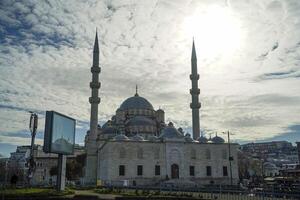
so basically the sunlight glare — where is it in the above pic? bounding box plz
[184,6,243,60]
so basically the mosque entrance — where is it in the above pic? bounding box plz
[171,164,179,179]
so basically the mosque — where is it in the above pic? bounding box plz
[84,32,239,186]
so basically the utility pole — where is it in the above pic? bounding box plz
[223,131,234,186]
[27,112,38,186]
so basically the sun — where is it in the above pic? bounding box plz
[183,6,243,60]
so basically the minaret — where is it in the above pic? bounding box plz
[89,31,101,138]
[190,39,201,139]
[85,31,101,185]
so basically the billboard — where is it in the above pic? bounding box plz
[43,111,76,155]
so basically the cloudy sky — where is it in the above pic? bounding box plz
[0,0,300,157]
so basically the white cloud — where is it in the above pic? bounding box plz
[0,0,300,148]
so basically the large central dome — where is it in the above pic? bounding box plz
[119,93,154,110]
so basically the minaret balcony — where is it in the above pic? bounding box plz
[190,74,199,80]
[91,66,101,73]
[190,102,201,109]
[190,88,200,95]
[90,82,101,89]
[89,97,101,104]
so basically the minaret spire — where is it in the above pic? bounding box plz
[190,39,201,139]
[89,30,101,138]
[135,84,139,96]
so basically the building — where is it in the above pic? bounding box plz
[7,145,84,186]
[241,141,293,156]
[7,145,31,185]
[263,162,279,177]
[84,33,239,187]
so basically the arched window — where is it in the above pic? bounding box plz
[119,147,126,158]
[137,147,143,159]
[205,149,211,160]
[191,149,196,159]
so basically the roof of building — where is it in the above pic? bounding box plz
[159,122,184,139]
[119,93,154,110]
[148,135,159,141]
[130,134,145,141]
[102,126,119,134]
[113,134,130,141]
[211,135,225,143]
[126,116,156,126]
[197,135,208,143]
[184,133,195,142]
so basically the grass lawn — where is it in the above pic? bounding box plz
[0,188,74,197]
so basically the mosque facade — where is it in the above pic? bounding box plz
[84,32,239,186]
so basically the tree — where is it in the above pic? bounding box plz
[50,165,58,177]
[49,154,86,181]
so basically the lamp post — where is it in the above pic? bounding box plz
[223,131,234,186]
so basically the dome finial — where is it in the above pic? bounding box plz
[135,84,139,96]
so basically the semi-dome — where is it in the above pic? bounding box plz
[197,135,208,143]
[131,134,145,141]
[159,122,184,139]
[119,93,154,110]
[126,116,156,126]
[211,135,225,143]
[113,134,129,141]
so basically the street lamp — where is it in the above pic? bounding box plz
[223,131,234,186]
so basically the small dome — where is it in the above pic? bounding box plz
[211,135,225,143]
[131,134,145,141]
[184,133,194,142]
[102,120,112,129]
[113,134,129,141]
[197,135,208,143]
[119,94,154,111]
[159,122,184,139]
[126,116,156,126]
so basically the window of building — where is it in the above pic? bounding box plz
[119,165,125,176]
[190,166,195,176]
[206,166,212,176]
[191,149,196,159]
[223,166,228,176]
[137,165,143,176]
[155,165,160,176]
[205,149,211,159]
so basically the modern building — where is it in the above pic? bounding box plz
[84,33,239,187]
